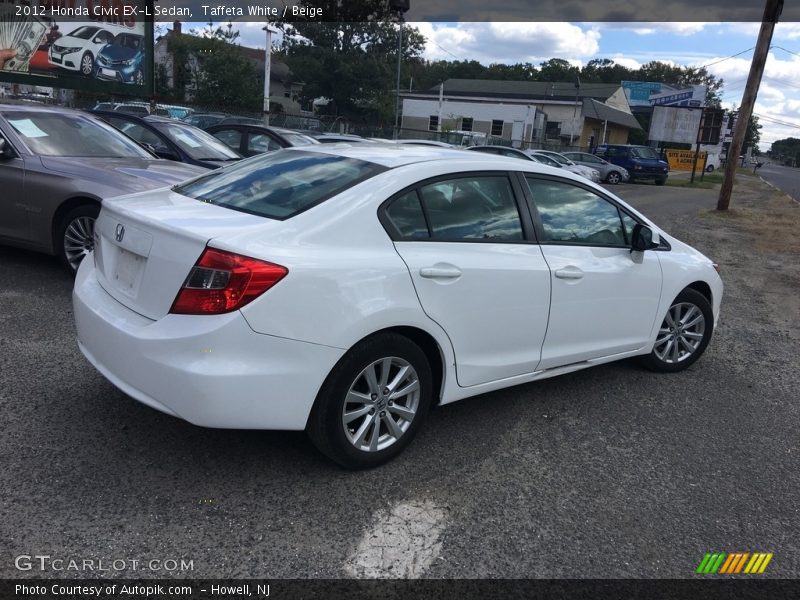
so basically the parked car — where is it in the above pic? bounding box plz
[466,145,537,160]
[594,144,669,185]
[563,151,630,184]
[90,110,241,169]
[184,112,230,129]
[48,25,114,76]
[73,145,722,468]
[310,133,369,144]
[395,139,456,148]
[95,32,145,85]
[0,104,206,272]
[206,124,318,157]
[704,153,721,172]
[531,150,602,183]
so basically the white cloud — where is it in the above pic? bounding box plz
[412,22,600,65]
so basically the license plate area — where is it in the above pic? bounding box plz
[112,246,146,296]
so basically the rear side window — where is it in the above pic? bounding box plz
[175,151,385,220]
[384,175,524,242]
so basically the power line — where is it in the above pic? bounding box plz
[696,47,756,69]
[771,45,800,58]
[753,112,800,130]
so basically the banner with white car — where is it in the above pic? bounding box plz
[0,0,153,96]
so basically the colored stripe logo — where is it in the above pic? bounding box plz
[696,552,773,574]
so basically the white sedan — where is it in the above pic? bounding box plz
[73,145,723,469]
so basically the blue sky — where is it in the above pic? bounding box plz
[186,21,800,150]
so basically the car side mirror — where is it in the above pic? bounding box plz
[631,223,660,252]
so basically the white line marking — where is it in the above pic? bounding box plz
[345,499,446,578]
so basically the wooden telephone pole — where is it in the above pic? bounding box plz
[717,0,784,211]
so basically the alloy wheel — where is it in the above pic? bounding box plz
[607,171,621,184]
[63,216,95,272]
[81,54,93,75]
[342,357,420,452]
[653,302,706,364]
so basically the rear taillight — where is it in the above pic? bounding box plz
[170,248,287,315]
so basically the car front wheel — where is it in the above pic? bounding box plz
[606,171,622,184]
[58,204,99,274]
[655,177,666,186]
[80,52,94,76]
[307,333,433,469]
[641,288,713,373]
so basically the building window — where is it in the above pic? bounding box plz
[461,117,473,132]
[491,120,504,136]
[545,121,561,138]
[428,115,439,132]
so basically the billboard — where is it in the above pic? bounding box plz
[649,106,703,145]
[0,0,153,96]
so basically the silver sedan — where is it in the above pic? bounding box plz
[563,151,631,184]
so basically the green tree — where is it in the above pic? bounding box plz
[281,1,426,119]
[167,29,263,111]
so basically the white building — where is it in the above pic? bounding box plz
[400,79,641,149]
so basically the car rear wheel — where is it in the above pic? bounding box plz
[706,165,715,173]
[641,288,713,373]
[80,52,94,76]
[58,204,99,274]
[606,171,622,184]
[307,333,433,469]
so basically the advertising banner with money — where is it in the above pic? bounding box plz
[0,0,153,96]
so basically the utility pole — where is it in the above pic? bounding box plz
[262,24,277,126]
[717,0,783,210]
[390,0,410,139]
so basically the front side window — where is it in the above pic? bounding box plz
[525,178,626,247]
[175,151,385,220]
[631,146,660,160]
[248,133,282,154]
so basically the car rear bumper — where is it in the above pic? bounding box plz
[73,257,344,430]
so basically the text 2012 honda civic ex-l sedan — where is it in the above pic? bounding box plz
[73,145,723,469]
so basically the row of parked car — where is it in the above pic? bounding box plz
[0,101,669,275]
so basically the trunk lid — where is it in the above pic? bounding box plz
[94,189,271,320]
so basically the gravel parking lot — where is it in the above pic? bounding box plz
[1,174,798,579]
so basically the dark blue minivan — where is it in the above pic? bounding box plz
[594,144,669,185]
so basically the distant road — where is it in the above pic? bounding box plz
[758,163,800,201]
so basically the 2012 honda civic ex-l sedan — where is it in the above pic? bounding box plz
[73,145,723,469]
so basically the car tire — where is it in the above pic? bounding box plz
[706,165,715,173]
[307,332,433,469]
[655,177,666,186]
[58,204,99,274]
[80,52,94,76]
[606,171,622,184]
[640,288,714,373]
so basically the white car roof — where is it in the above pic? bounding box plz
[283,143,588,183]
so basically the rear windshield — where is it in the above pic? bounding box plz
[174,151,386,220]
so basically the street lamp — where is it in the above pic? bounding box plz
[262,24,278,126]
[390,0,410,139]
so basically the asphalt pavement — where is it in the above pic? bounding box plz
[757,163,799,201]
[1,179,798,579]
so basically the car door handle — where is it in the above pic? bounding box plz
[419,265,462,279]
[554,266,584,280]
